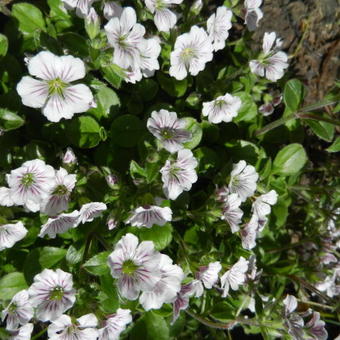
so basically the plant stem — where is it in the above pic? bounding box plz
[31,327,47,340]
[296,299,334,311]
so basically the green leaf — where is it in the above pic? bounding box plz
[101,64,126,89]
[326,137,340,153]
[273,143,308,176]
[211,301,235,322]
[182,118,203,150]
[64,116,103,148]
[0,272,27,301]
[90,84,120,119]
[233,92,257,122]
[284,79,304,112]
[11,3,46,36]
[130,160,147,179]
[39,247,67,268]
[66,244,85,265]
[0,108,25,131]
[136,224,173,251]
[98,274,119,313]
[157,72,187,97]
[306,120,335,142]
[59,33,88,57]
[0,34,8,57]
[131,312,170,340]
[110,114,144,148]
[83,251,110,276]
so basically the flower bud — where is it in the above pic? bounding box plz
[85,8,100,40]
[62,147,77,165]
[103,1,123,20]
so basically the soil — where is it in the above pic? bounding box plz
[253,0,340,104]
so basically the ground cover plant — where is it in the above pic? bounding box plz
[0,0,339,339]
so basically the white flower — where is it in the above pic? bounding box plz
[221,193,243,233]
[160,149,198,200]
[147,110,191,153]
[98,309,132,340]
[8,323,33,340]
[108,233,161,300]
[1,290,33,330]
[107,217,118,230]
[138,37,161,77]
[170,26,213,80]
[103,1,123,20]
[41,168,77,216]
[228,160,258,202]
[252,190,278,219]
[28,269,76,322]
[4,159,55,212]
[172,283,194,323]
[48,313,98,340]
[38,211,80,239]
[62,0,96,17]
[0,222,27,251]
[244,0,263,31]
[145,0,183,32]
[259,103,274,116]
[126,205,172,228]
[240,214,259,250]
[196,261,222,289]
[62,147,77,165]
[0,187,14,206]
[249,32,288,82]
[78,202,107,223]
[283,294,297,314]
[202,93,241,124]
[17,51,95,122]
[104,7,145,69]
[207,6,232,51]
[139,254,184,311]
[220,256,249,297]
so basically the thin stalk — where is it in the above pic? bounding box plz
[296,299,334,311]
[296,113,340,126]
[31,327,47,340]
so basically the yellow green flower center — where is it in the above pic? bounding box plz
[48,78,67,96]
[122,259,139,275]
[21,173,35,187]
[53,185,69,196]
[161,128,174,140]
[181,47,195,61]
[50,286,64,300]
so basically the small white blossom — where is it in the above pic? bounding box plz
[62,0,96,17]
[147,110,191,153]
[126,205,172,228]
[161,149,198,200]
[108,233,161,300]
[38,211,80,239]
[305,311,328,340]
[41,168,77,216]
[252,190,278,219]
[221,193,243,233]
[0,222,27,251]
[103,1,123,20]
[138,37,161,77]
[172,282,195,323]
[240,214,259,250]
[249,32,288,82]
[228,160,259,202]
[98,309,132,340]
[283,294,298,314]
[145,0,183,32]
[17,51,95,122]
[207,6,232,51]
[1,290,33,330]
[220,256,249,297]
[196,261,222,289]
[3,159,55,212]
[0,187,14,206]
[62,147,77,165]
[170,26,213,80]
[139,254,184,310]
[78,202,107,223]
[8,323,33,340]
[104,7,145,69]
[28,269,76,322]
[244,0,263,31]
[48,313,98,340]
[202,93,241,124]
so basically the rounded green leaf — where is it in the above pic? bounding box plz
[83,251,110,276]
[273,143,307,176]
[39,247,67,268]
[233,92,257,122]
[0,272,27,301]
[284,79,304,112]
[182,118,203,150]
[0,34,8,57]
[12,3,46,36]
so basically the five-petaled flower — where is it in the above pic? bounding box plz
[17,51,95,122]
